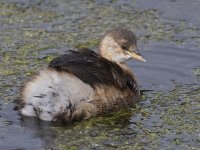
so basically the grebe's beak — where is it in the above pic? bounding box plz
[127,49,146,62]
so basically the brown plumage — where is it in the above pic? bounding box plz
[19,28,145,123]
[49,48,136,90]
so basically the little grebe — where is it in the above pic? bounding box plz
[19,28,146,123]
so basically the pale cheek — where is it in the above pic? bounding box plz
[125,54,132,59]
[108,44,119,52]
[113,53,131,62]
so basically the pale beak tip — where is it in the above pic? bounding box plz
[142,58,146,62]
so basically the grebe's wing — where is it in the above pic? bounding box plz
[49,48,129,89]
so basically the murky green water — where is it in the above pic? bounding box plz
[0,0,199,149]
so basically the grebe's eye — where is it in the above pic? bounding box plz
[121,45,128,51]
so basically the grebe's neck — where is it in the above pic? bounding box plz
[117,62,131,72]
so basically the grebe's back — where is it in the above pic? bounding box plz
[49,48,137,90]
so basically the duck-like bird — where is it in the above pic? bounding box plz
[19,28,146,123]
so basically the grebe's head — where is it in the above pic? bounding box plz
[99,28,146,63]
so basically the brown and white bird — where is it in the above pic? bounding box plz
[19,28,146,123]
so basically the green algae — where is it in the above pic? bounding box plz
[0,69,16,76]
[75,39,99,49]
[0,1,59,25]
